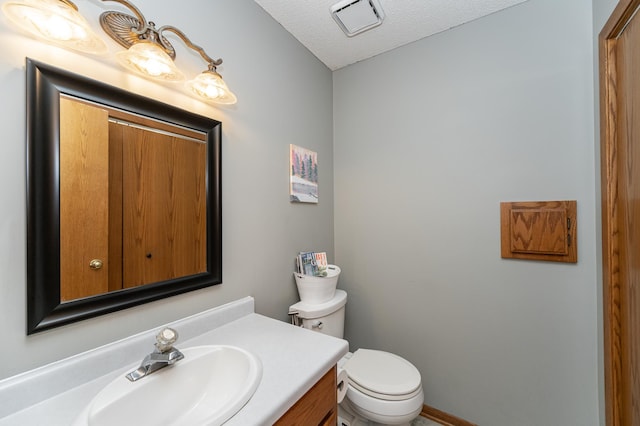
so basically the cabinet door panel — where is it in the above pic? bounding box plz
[275,366,337,425]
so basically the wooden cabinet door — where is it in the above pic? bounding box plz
[275,366,337,425]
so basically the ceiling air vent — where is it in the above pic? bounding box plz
[330,0,385,37]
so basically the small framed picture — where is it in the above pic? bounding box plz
[290,144,318,203]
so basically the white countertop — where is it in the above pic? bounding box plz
[0,298,349,425]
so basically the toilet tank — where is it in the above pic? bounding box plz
[288,289,347,339]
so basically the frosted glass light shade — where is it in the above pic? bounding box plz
[115,41,184,82]
[2,0,107,54]
[185,71,237,105]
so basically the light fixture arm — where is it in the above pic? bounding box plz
[100,0,222,69]
[158,25,223,69]
[101,0,147,31]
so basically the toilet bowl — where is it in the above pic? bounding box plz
[289,290,424,425]
[338,349,424,425]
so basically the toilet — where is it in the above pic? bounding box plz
[289,289,424,426]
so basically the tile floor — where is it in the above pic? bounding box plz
[411,415,444,426]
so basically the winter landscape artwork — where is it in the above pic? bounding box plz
[290,144,318,203]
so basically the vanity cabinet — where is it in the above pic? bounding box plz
[275,366,337,425]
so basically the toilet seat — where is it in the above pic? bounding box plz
[342,349,422,401]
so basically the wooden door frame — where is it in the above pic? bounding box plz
[600,1,640,424]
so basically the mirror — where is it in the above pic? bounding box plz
[26,58,222,334]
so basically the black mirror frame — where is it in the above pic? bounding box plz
[26,58,222,334]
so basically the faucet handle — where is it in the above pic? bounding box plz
[155,327,179,353]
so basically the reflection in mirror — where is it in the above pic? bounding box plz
[59,96,208,300]
[26,58,222,334]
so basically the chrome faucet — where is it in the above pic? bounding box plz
[125,327,185,382]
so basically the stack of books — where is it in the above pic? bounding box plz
[296,251,328,276]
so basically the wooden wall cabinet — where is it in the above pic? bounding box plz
[275,366,337,426]
[500,200,577,263]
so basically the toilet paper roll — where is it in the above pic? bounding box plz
[336,367,348,404]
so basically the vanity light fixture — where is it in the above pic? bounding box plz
[100,0,237,105]
[1,0,107,54]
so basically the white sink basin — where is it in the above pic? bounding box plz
[73,345,262,426]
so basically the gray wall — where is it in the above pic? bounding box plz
[0,0,334,380]
[333,0,600,424]
[0,0,610,423]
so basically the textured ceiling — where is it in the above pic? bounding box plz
[253,0,529,70]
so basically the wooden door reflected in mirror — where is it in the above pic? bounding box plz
[59,96,208,301]
[59,97,110,300]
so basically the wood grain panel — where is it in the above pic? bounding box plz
[59,97,110,301]
[500,200,576,263]
[600,1,640,424]
[121,124,207,288]
[615,10,640,424]
[171,131,208,278]
[509,208,568,255]
[275,366,337,426]
[108,121,123,292]
[601,13,624,426]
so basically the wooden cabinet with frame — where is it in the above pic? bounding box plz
[275,366,337,426]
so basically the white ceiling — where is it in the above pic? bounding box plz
[253,0,529,70]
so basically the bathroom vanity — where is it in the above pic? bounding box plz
[275,366,337,425]
[0,297,348,425]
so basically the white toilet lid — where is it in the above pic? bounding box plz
[343,349,422,399]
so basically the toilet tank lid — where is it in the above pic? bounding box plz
[289,289,347,318]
